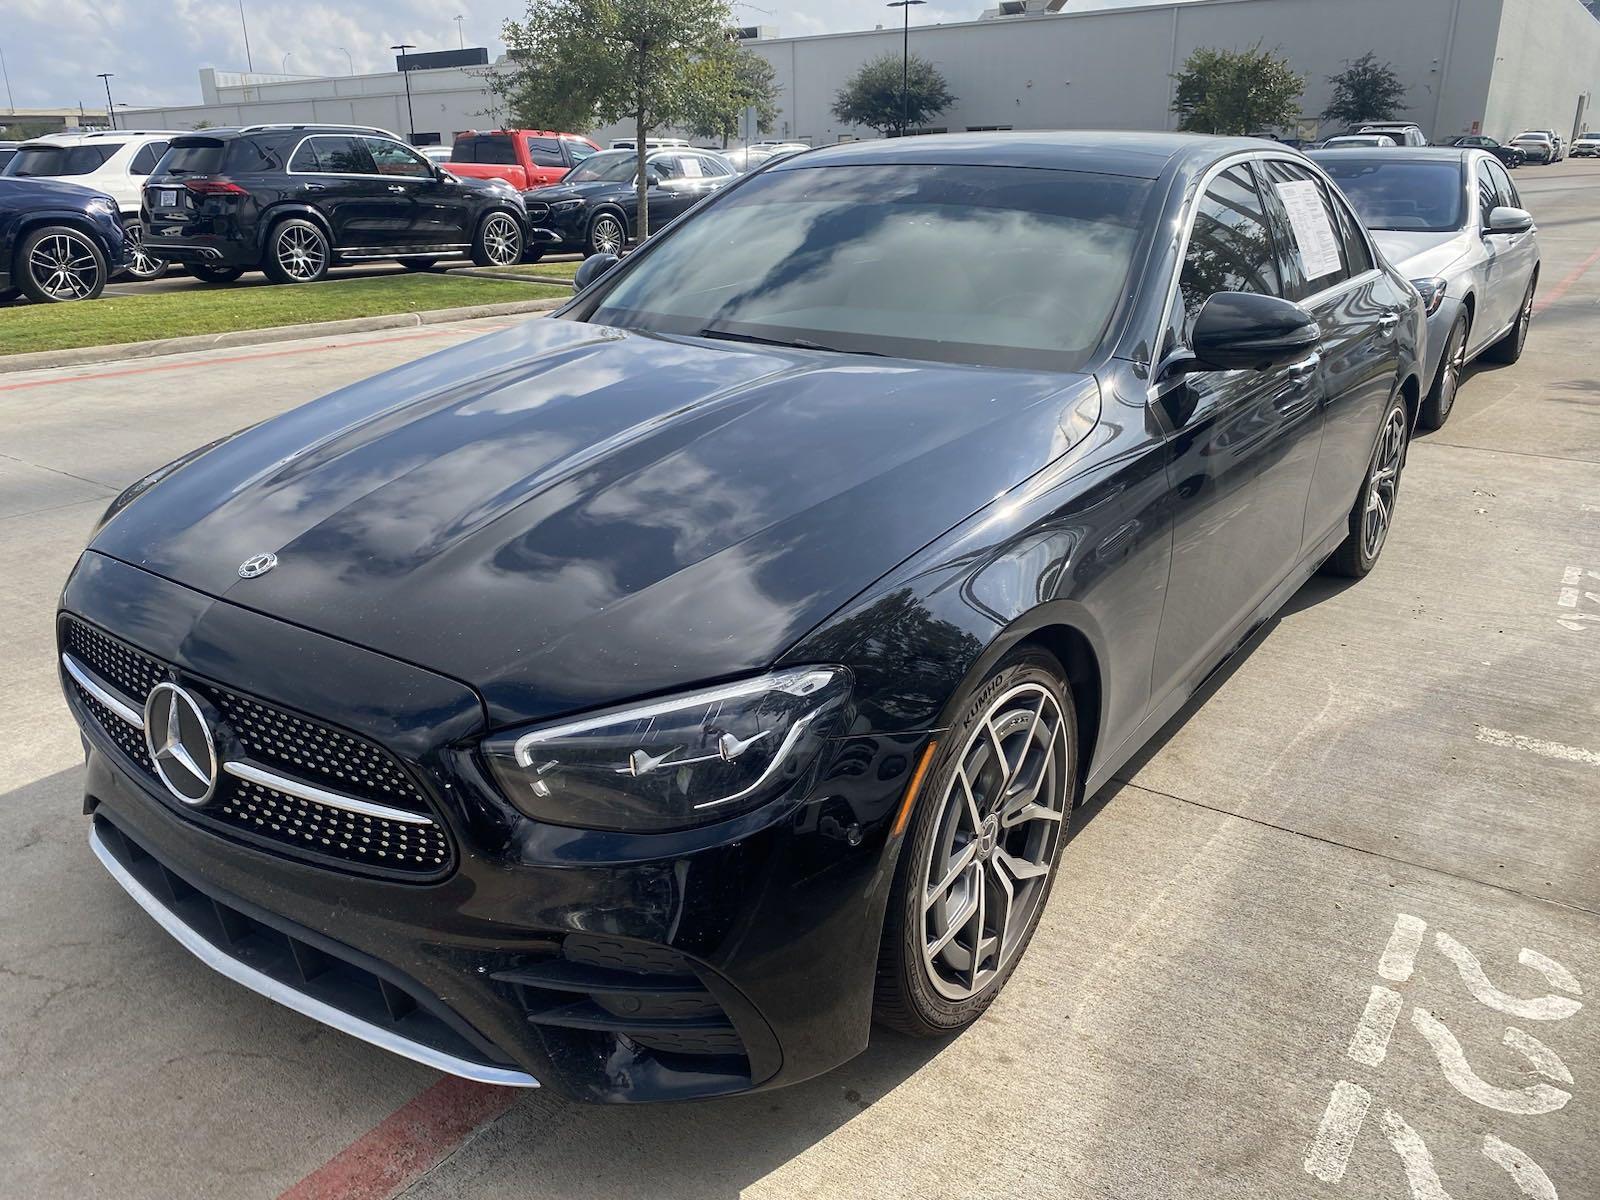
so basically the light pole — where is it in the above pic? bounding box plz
[1,46,15,110]
[281,52,293,74]
[238,0,254,72]
[885,0,925,138]
[337,46,355,75]
[391,43,417,143]
[454,15,466,50]
[97,72,116,130]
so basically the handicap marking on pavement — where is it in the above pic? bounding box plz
[1304,913,1583,1197]
[1556,565,1600,632]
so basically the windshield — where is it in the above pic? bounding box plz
[3,144,117,177]
[1316,159,1464,232]
[1515,133,1550,142]
[584,163,1154,371]
[566,150,638,183]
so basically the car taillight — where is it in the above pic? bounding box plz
[184,179,249,196]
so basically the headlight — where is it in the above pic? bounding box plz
[549,198,584,213]
[483,666,851,832]
[1411,276,1448,317]
[87,196,118,215]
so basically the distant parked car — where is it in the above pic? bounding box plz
[1570,131,1600,158]
[1356,123,1428,147]
[1510,131,1557,164]
[1323,134,1398,148]
[0,142,18,171]
[420,146,453,167]
[1,128,183,281]
[1313,146,1539,431]
[522,146,736,258]
[446,129,599,190]
[0,176,126,302]
[141,124,530,284]
[609,137,690,152]
[723,142,811,172]
[1442,134,1525,168]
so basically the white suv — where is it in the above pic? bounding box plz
[2,129,183,280]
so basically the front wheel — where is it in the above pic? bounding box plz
[471,212,522,267]
[120,219,167,281]
[1418,310,1469,431]
[1482,276,1536,364]
[874,648,1075,1037]
[585,212,626,258]
[17,225,108,302]
[1324,389,1409,578]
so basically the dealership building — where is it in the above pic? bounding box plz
[125,0,1600,147]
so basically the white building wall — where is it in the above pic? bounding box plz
[1483,0,1600,140]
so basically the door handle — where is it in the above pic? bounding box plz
[387,184,406,193]
[1377,312,1401,337]
[1285,353,1321,381]
[304,183,326,192]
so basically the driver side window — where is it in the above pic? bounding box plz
[1168,165,1283,352]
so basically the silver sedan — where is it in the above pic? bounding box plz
[1311,147,1541,430]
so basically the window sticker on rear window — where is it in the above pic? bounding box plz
[1274,180,1344,281]
[680,156,703,178]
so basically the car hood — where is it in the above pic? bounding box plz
[1371,228,1474,279]
[92,318,1095,727]
[524,180,621,203]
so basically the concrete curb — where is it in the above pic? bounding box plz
[0,297,565,376]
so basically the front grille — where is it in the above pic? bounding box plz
[62,615,452,880]
[524,201,550,222]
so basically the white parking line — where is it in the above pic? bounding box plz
[1347,986,1405,1067]
[1304,1080,1372,1183]
[1380,913,1428,982]
[1474,727,1600,767]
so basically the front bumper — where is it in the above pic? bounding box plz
[60,552,915,1103]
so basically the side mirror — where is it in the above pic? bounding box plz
[1165,292,1321,377]
[1486,205,1534,235]
[573,253,618,291]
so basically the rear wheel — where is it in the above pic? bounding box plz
[875,648,1075,1036]
[471,212,522,267]
[120,219,167,281]
[1325,389,1408,578]
[189,263,245,284]
[262,218,330,284]
[17,225,107,302]
[1418,310,1469,431]
[1483,276,1535,364]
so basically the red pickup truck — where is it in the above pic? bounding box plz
[445,130,601,190]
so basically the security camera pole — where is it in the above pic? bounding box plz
[391,43,417,144]
[885,0,926,138]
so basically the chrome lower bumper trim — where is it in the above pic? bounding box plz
[89,825,540,1089]
[222,760,437,826]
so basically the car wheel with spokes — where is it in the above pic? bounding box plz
[1325,388,1409,578]
[471,213,523,267]
[17,225,108,303]
[586,212,626,258]
[1418,310,1469,431]
[1483,275,1536,364]
[189,263,245,284]
[262,218,330,285]
[875,648,1075,1035]
[120,219,167,282]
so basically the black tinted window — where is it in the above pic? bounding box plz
[456,135,516,165]
[365,138,432,178]
[564,140,596,164]
[526,137,564,167]
[310,136,372,174]
[129,142,168,175]
[1177,165,1281,335]
[1315,158,1465,233]
[159,140,226,174]
[5,144,116,177]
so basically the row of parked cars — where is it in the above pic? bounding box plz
[0,124,801,304]
[1311,119,1599,166]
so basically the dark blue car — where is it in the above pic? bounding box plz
[1,175,126,303]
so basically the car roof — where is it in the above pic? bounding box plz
[20,129,183,146]
[174,124,401,140]
[769,130,1268,180]
[1311,146,1472,167]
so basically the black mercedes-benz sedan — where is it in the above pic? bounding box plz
[58,132,1423,1104]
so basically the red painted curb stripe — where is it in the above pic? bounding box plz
[1533,244,1600,314]
[277,1077,519,1200]
[0,324,504,395]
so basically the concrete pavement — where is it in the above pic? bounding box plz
[1,163,1597,1200]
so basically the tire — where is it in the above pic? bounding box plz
[585,211,626,258]
[1324,388,1409,578]
[189,263,245,284]
[16,225,107,302]
[262,217,330,284]
[119,218,167,282]
[399,258,439,272]
[874,647,1076,1037]
[1482,276,1536,364]
[1418,310,1469,431]
[0,287,19,303]
[471,212,522,267]
[522,247,545,264]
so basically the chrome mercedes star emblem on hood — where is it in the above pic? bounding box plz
[238,552,278,579]
[143,682,218,806]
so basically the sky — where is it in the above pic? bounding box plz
[0,0,984,113]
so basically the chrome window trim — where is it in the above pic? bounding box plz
[285,134,434,180]
[222,761,437,826]
[88,825,539,1088]
[62,652,145,729]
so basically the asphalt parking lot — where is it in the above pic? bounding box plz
[2,159,1598,1200]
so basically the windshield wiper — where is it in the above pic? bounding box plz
[694,327,884,356]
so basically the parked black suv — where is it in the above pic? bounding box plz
[142,125,528,284]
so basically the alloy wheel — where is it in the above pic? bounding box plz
[1438,319,1469,419]
[122,222,166,281]
[28,231,102,300]
[1362,404,1408,562]
[482,214,521,266]
[921,682,1069,1002]
[591,215,624,256]
[1513,285,1534,356]
[275,225,326,282]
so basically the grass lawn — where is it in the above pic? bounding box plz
[484,260,583,280]
[1,273,568,357]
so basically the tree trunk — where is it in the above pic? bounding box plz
[635,112,649,242]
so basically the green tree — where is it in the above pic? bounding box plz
[498,0,736,239]
[1322,52,1408,127]
[831,51,954,138]
[1171,43,1304,136]
[681,41,780,146]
